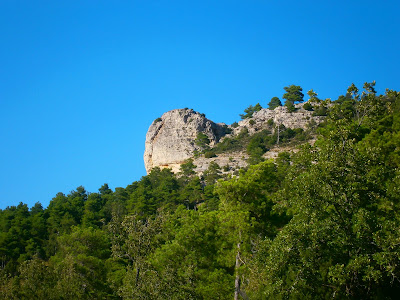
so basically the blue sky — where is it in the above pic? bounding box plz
[1,0,399,209]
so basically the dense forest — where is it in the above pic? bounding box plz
[1,83,400,299]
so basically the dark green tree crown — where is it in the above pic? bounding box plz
[283,85,304,104]
[268,97,282,110]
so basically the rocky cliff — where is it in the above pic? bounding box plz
[144,109,226,173]
[144,104,324,174]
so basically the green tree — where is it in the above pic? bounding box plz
[307,89,320,102]
[151,207,233,299]
[17,257,56,299]
[284,100,296,112]
[216,161,286,299]
[179,158,196,176]
[268,97,282,110]
[303,102,313,111]
[51,226,112,298]
[178,176,204,209]
[109,213,168,299]
[195,132,210,150]
[247,136,266,165]
[98,183,112,195]
[250,87,400,299]
[283,85,304,104]
[127,168,180,217]
[203,162,222,185]
[82,192,106,228]
[240,103,262,119]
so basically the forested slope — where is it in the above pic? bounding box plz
[1,83,399,299]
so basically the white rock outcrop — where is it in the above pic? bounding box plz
[144,104,325,174]
[144,109,226,173]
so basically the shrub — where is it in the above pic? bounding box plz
[285,100,296,112]
[223,125,233,134]
[204,151,217,158]
[313,105,328,116]
[195,132,210,149]
[240,103,262,119]
[303,102,314,111]
[268,97,282,110]
[238,127,249,139]
[213,137,243,153]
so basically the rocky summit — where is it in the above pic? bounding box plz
[144,104,324,174]
[143,108,226,173]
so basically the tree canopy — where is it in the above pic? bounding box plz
[240,103,262,119]
[268,97,282,110]
[283,84,304,104]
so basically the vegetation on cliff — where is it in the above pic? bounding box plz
[1,83,400,299]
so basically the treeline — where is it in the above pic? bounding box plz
[1,83,400,299]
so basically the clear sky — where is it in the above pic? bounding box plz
[1,0,399,209]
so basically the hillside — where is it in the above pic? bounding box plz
[1,83,400,299]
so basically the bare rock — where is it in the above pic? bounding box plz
[144,103,325,174]
[232,103,323,135]
[144,109,226,173]
[193,151,249,174]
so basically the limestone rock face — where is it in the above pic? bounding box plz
[144,109,226,173]
[144,103,325,175]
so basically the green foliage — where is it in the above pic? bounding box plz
[313,103,328,116]
[268,97,282,110]
[195,132,210,150]
[307,89,320,102]
[179,158,197,177]
[154,117,162,123]
[127,167,180,217]
[212,123,308,165]
[237,127,249,138]
[204,150,217,158]
[283,84,304,104]
[303,101,313,111]
[109,213,166,298]
[247,83,400,299]
[52,227,113,298]
[246,134,268,165]
[213,136,243,153]
[222,124,233,134]
[212,128,249,154]
[240,103,262,119]
[151,208,234,299]
[284,99,296,112]
[178,177,204,209]
[203,162,222,185]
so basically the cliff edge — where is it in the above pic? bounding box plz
[144,104,324,174]
[144,109,226,173]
